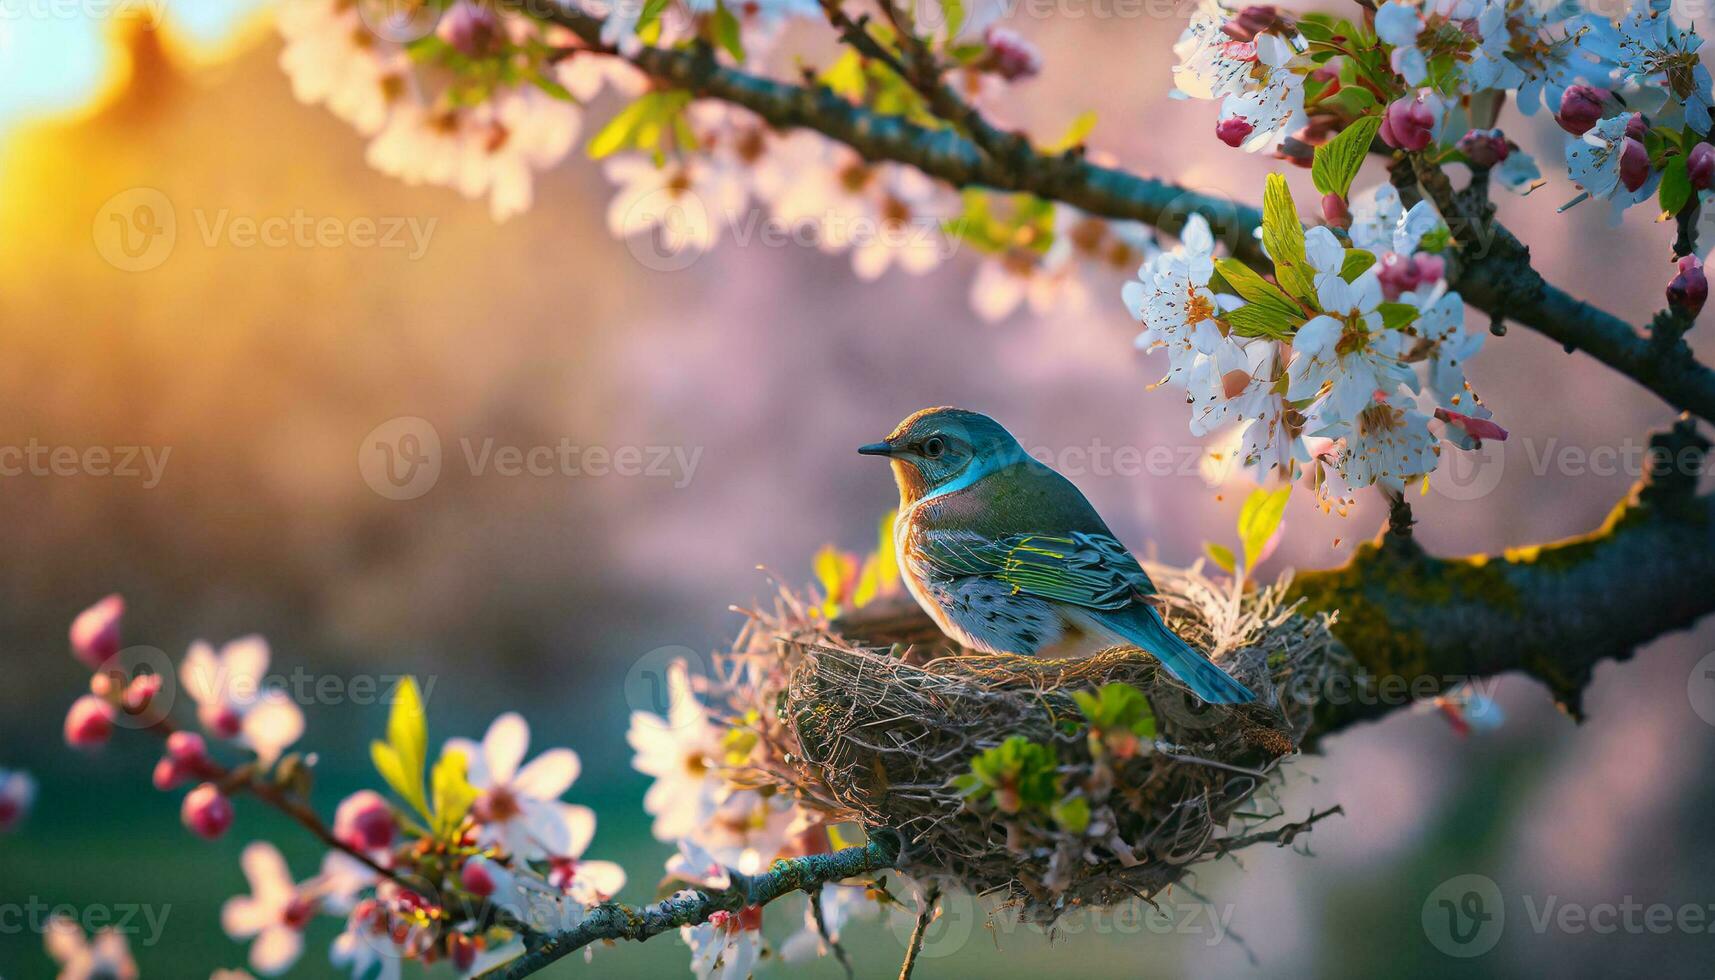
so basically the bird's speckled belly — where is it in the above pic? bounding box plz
[904,559,1064,655]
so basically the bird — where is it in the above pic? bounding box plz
[859,407,1254,705]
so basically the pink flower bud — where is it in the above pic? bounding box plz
[167,730,210,765]
[1625,112,1650,141]
[64,695,116,748]
[69,594,124,670]
[334,790,396,852]
[199,702,242,740]
[1435,408,1509,444]
[1320,192,1350,228]
[1413,253,1446,284]
[1456,128,1510,168]
[1688,142,1714,191]
[1619,137,1650,193]
[123,674,162,713]
[1556,85,1607,136]
[153,756,190,791]
[437,1,503,59]
[1668,255,1708,318]
[1380,94,1436,152]
[450,933,477,972]
[1377,251,1423,300]
[461,858,497,897]
[982,27,1041,82]
[182,783,235,840]
[1216,117,1254,148]
[1221,4,1279,41]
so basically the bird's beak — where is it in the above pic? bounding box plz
[858,442,896,457]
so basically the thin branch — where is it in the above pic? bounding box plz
[811,884,857,980]
[898,881,941,980]
[478,829,904,979]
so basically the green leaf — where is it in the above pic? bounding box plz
[1205,541,1237,574]
[1262,174,1316,304]
[1311,114,1383,198]
[1042,111,1098,154]
[1237,486,1290,572]
[1318,85,1378,117]
[820,50,868,100]
[1378,302,1420,331]
[1051,796,1091,834]
[1340,248,1377,281]
[1214,258,1302,318]
[1659,154,1692,215]
[711,2,746,63]
[938,0,966,38]
[587,92,691,160]
[1223,303,1302,339]
[430,748,480,839]
[636,0,670,39]
[373,676,430,819]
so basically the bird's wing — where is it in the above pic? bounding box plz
[915,529,1157,611]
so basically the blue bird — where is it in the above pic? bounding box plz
[860,407,1254,704]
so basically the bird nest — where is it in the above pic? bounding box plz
[712,564,1351,922]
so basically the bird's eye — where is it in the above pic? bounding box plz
[922,436,946,459]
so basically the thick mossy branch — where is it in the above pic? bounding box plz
[545,8,1715,423]
[1289,422,1715,730]
[480,831,904,979]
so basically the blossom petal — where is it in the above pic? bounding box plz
[558,803,597,858]
[241,691,304,766]
[483,713,530,785]
[514,748,581,800]
[249,924,304,977]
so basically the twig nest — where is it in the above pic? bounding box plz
[719,565,1350,922]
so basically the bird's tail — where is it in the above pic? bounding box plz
[1097,607,1255,704]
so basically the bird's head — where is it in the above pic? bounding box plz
[860,407,1027,505]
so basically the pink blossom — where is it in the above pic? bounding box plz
[1625,113,1649,141]
[1456,129,1510,168]
[460,857,497,897]
[1668,256,1707,318]
[64,696,116,749]
[1379,94,1436,152]
[1619,138,1650,193]
[982,27,1041,82]
[1221,5,1279,42]
[1216,117,1254,148]
[333,790,396,852]
[69,594,124,670]
[1556,85,1608,136]
[182,783,235,839]
[1435,408,1509,443]
[1321,192,1350,228]
[438,0,503,58]
[122,674,161,713]
[1688,142,1713,191]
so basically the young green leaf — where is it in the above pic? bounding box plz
[1378,302,1420,330]
[430,748,480,839]
[1042,111,1098,154]
[1311,114,1384,198]
[1051,796,1091,834]
[1340,248,1377,282]
[373,677,429,819]
[1659,154,1692,215]
[1213,257,1302,318]
[938,0,966,40]
[710,2,746,63]
[1237,485,1290,572]
[1223,303,1302,339]
[1262,174,1316,304]
[1205,541,1237,574]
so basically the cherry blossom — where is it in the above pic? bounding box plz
[1338,400,1440,490]
[182,637,304,765]
[445,713,590,861]
[604,154,748,260]
[1614,3,1712,134]
[45,916,137,980]
[629,660,725,841]
[69,594,124,670]
[223,843,319,975]
[1286,271,1417,428]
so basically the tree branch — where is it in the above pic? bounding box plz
[897,881,940,980]
[542,7,1715,423]
[479,829,904,979]
[831,422,1714,736]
